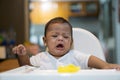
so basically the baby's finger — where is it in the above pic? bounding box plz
[12,47,17,54]
[116,66,120,71]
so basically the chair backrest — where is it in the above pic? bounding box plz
[72,28,106,61]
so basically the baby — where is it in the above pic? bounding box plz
[12,17,120,70]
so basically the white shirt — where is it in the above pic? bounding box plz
[30,50,91,70]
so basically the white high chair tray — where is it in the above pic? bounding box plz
[0,65,120,80]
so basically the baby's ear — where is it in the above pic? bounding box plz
[43,37,46,46]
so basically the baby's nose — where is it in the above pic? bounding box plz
[58,36,64,41]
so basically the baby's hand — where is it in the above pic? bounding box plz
[12,44,27,55]
[107,64,120,71]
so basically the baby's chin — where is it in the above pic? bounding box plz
[48,48,70,56]
[49,51,66,58]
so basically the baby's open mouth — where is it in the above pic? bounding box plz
[56,44,64,49]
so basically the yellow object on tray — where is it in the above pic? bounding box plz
[58,64,80,73]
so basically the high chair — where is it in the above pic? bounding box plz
[72,28,106,61]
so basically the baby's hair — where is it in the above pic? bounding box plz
[44,17,73,37]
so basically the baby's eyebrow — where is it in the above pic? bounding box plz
[53,32,71,35]
[63,33,71,35]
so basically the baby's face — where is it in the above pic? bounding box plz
[43,23,72,58]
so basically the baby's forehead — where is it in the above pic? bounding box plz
[45,23,72,36]
[48,29,71,35]
[48,23,71,30]
[48,28,71,34]
[50,31,71,35]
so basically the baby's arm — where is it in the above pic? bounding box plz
[12,44,31,66]
[88,55,120,70]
